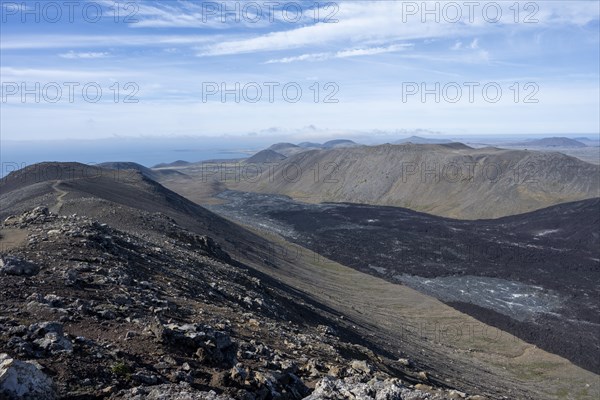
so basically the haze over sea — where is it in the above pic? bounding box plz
[2,133,598,178]
[0,137,265,177]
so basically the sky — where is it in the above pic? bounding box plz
[1,0,599,142]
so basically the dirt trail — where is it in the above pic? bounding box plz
[0,228,29,252]
[50,181,68,215]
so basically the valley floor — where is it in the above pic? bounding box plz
[193,192,600,400]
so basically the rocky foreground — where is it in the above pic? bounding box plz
[0,206,486,399]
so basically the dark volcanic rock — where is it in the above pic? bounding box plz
[0,256,40,276]
[209,191,600,374]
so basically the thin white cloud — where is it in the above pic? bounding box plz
[103,0,314,29]
[266,52,329,64]
[451,38,479,51]
[266,44,413,64]
[95,0,597,31]
[337,44,413,57]
[59,51,111,59]
[129,1,224,29]
[1,35,215,50]
[2,2,29,11]
[398,51,491,65]
[197,1,598,57]
[0,67,138,81]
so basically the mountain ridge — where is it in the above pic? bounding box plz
[228,143,600,219]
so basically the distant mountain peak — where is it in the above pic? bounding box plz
[246,149,287,164]
[394,136,453,144]
[505,137,587,148]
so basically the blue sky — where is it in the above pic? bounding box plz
[1,0,599,141]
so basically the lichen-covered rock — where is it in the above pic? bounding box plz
[0,353,56,400]
[118,382,234,400]
[303,375,474,400]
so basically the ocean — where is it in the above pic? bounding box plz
[0,137,266,177]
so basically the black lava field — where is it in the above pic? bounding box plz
[208,191,600,374]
